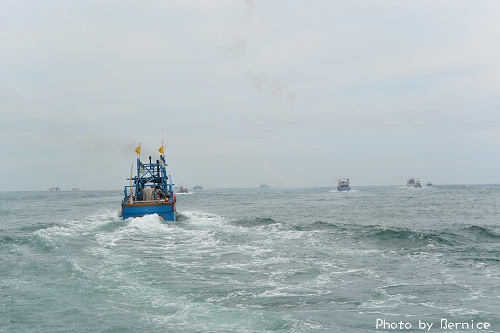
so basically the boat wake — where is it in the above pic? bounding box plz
[3,204,500,333]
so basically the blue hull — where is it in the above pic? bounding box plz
[122,201,176,221]
[337,187,350,191]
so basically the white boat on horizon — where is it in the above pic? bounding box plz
[337,178,351,191]
[407,177,421,188]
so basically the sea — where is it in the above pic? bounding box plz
[1,185,499,332]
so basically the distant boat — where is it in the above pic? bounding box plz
[121,153,176,221]
[49,187,60,192]
[337,178,351,191]
[72,188,80,191]
[178,185,189,193]
[193,185,203,190]
[427,182,433,186]
[407,177,421,188]
[260,184,270,189]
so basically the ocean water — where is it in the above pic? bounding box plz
[1,185,499,332]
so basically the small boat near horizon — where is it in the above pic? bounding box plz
[427,182,433,186]
[337,178,351,191]
[121,153,176,221]
[260,184,270,189]
[175,185,188,193]
[407,177,422,188]
[193,185,203,190]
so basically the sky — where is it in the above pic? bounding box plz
[1,0,499,191]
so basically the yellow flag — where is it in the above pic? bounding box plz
[135,144,141,154]
[158,143,164,154]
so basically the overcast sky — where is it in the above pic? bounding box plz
[1,0,499,191]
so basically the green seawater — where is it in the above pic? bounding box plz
[1,186,500,332]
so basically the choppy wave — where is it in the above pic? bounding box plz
[292,220,344,231]
[464,225,500,241]
[288,222,500,250]
[356,225,457,248]
[5,210,500,259]
[0,235,18,246]
[230,216,280,228]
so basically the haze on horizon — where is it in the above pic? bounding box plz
[1,1,499,191]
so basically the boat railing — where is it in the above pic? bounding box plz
[124,183,174,201]
[135,199,172,204]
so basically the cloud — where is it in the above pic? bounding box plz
[245,0,255,21]
[219,36,247,57]
[244,71,296,102]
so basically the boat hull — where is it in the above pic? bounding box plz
[122,201,176,221]
[337,187,350,191]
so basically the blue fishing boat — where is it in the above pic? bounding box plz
[121,153,176,221]
[337,178,351,191]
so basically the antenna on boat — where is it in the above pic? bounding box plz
[128,163,134,203]
[162,129,170,146]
